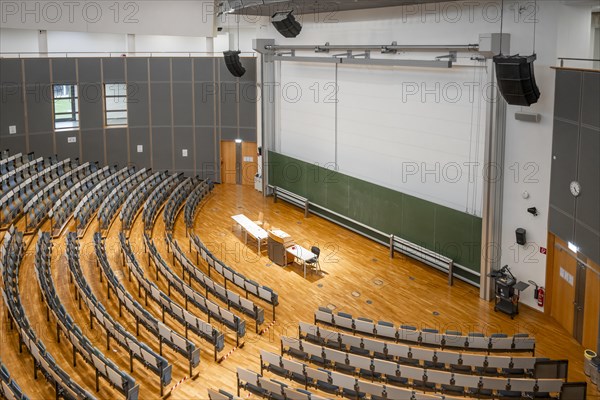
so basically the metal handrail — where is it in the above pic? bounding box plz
[269,184,480,287]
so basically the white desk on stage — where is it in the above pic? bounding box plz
[286,244,317,279]
[231,214,268,252]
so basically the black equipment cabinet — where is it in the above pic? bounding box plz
[490,266,530,319]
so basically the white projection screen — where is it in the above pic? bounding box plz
[278,60,488,216]
[279,61,337,167]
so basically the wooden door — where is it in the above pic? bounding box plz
[550,242,577,336]
[582,262,600,352]
[241,142,257,186]
[221,141,237,184]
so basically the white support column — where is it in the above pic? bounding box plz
[127,34,136,55]
[206,37,214,54]
[38,30,48,56]
[480,60,508,300]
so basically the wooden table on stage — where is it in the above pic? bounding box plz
[231,214,268,252]
[286,244,317,279]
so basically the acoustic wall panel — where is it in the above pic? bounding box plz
[128,83,150,127]
[0,59,21,84]
[174,127,194,173]
[0,57,257,176]
[129,127,151,169]
[152,127,173,171]
[80,129,104,164]
[172,59,192,82]
[172,83,193,126]
[28,133,53,157]
[150,82,172,127]
[78,58,102,82]
[51,59,77,83]
[55,130,80,160]
[105,128,128,166]
[79,84,104,129]
[0,85,25,136]
[581,72,600,129]
[126,58,148,82]
[102,58,125,83]
[24,59,50,83]
[26,84,53,134]
[150,58,171,82]
[550,69,600,266]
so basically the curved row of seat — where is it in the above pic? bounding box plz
[280,335,565,397]
[166,234,266,333]
[98,168,149,232]
[298,322,538,376]
[144,234,246,348]
[50,166,115,237]
[74,166,136,237]
[1,226,96,400]
[191,234,280,320]
[65,233,173,392]
[93,233,201,377]
[162,177,198,232]
[34,232,140,400]
[120,171,166,234]
[119,233,225,361]
[1,155,45,196]
[208,387,244,400]
[0,152,31,175]
[0,360,29,400]
[237,367,333,400]
[25,162,98,231]
[259,350,466,400]
[143,173,183,231]
[1,157,75,228]
[314,309,536,354]
[184,178,214,231]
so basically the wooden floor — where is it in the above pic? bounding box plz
[1,183,598,399]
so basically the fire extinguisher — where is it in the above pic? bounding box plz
[528,280,545,307]
[537,287,545,307]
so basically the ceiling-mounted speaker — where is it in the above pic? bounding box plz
[271,10,302,38]
[223,50,246,78]
[493,54,541,106]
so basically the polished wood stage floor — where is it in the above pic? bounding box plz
[1,184,597,399]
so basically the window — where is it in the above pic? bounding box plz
[105,83,128,126]
[53,84,79,130]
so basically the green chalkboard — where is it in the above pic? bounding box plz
[268,151,482,279]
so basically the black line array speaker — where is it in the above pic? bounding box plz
[516,228,527,245]
[493,54,541,106]
[271,11,302,38]
[223,50,246,78]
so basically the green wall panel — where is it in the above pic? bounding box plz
[268,151,482,273]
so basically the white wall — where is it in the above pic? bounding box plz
[0,1,215,37]
[0,27,39,54]
[262,0,594,308]
[47,30,126,54]
[500,2,592,309]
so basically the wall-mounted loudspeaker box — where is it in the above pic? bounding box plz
[516,228,527,245]
[493,54,541,106]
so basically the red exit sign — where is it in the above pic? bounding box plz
[540,247,547,255]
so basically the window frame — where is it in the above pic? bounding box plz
[52,83,80,131]
[104,83,128,128]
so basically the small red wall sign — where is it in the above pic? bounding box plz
[540,247,547,255]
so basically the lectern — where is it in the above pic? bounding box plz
[267,229,294,266]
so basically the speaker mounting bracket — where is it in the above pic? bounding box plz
[381,42,398,54]
[314,43,330,53]
[436,51,457,63]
